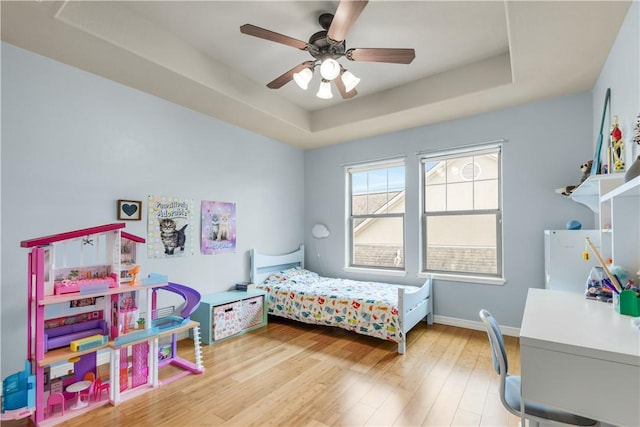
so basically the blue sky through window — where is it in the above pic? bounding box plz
[352,166,405,195]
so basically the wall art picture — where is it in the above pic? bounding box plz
[201,201,236,255]
[147,195,195,258]
[69,297,98,308]
[117,200,142,221]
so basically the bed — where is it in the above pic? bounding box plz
[250,245,433,354]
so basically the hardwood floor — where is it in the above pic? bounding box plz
[12,318,522,427]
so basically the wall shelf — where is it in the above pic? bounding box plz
[569,174,625,212]
[601,175,640,201]
[565,173,638,279]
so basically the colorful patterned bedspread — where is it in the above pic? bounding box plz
[256,267,410,343]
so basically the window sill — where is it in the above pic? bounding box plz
[418,272,505,285]
[344,267,407,278]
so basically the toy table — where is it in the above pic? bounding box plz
[66,380,92,409]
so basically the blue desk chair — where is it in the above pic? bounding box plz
[479,309,598,427]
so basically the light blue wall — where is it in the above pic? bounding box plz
[592,0,639,165]
[1,43,305,375]
[304,92,596,329]
[2,2,637,377]
[304,2,640,332]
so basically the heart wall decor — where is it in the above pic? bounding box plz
[117,199,142,221]
[122,204,138,216]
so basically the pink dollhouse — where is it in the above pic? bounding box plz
[7,223,204,426]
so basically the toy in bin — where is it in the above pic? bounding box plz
[585,267,615,302]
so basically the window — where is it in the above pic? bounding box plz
[422,146,502,277]
[347,159,405,270]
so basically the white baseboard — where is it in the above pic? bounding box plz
[434,315,520,337]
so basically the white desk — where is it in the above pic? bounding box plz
[520,289,640,426]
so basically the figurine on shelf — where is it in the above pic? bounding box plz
[626,113,640,182]
[555,160,593,196]
[610,115,625,172]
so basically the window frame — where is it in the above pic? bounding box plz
[420,145,503,280]
[346,158,406,272]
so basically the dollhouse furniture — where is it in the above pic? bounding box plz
[65,380,92,410]
[19,223,204,426]
[79,372,95,403]
[43,320,108,352]
[93,377,110,402]
[45,393,65,417]
[54,276,118,295]
[1,360,35,419]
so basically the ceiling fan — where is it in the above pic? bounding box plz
[240,0,415,100]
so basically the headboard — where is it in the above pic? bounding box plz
[250,245,305,285]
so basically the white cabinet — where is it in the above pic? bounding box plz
[567,174,639,281]
[599,175,640,279]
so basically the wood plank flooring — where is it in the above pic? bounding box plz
[11,317,522,426]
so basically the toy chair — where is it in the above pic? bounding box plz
[93,377,110,402]
[46,392,66,417]
[479,309,598,427]
[80,372,95,403]
[97,363,110,382]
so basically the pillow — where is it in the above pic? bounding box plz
[281,266,319,280]
[263,266,319,285]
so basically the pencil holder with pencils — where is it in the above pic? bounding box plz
[614,290,640,317]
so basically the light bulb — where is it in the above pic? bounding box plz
[341,70,360,92]
[316,79,333,99]
[293,68,313,90]
[320,58,341,81]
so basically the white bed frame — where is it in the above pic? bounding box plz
[250,245,433,354]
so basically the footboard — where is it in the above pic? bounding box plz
[397,275,433,354]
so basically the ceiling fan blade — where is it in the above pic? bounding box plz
[240,24,308,50]
[346,48,416,64]
[327,0,368,43]
[266,61,315,89]
[334,75,358,99]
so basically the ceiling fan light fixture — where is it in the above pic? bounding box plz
[293,67,313,90]
[341,69,360,92]
[316,79,333,99]
[320,58,341,80]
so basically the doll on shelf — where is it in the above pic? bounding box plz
[610,115,625,172]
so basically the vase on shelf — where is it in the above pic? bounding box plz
[625,155,640,182]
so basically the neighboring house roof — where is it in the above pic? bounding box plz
[351,191,402,216]
[352,191,404,235]
[353,244,403,268]
[426,247,497,274]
